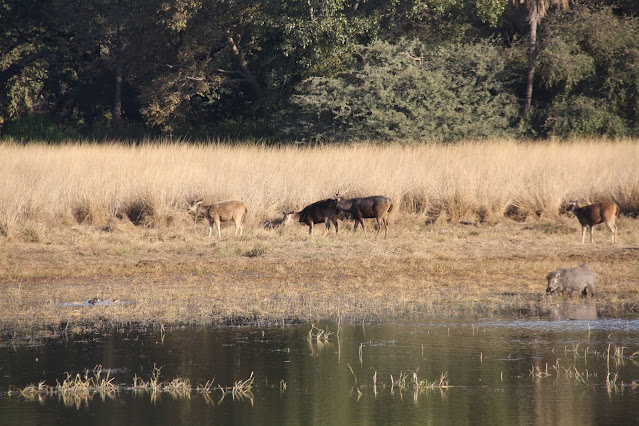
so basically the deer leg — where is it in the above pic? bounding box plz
[589,225,594,243]
[606,221,617,244]
[208,220,214,238]
[333,218,339,234]
[215,220,222,238]
[234,216,244,236]
[322,220,331,237]
[581,226,587,243]
[353,220,359,233]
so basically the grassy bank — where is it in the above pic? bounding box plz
[1,139,638,336]
[1,217,638,336]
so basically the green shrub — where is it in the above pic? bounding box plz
[536,6,639,137]
[543,96,627,138]
[281,39,523,142]
[3,113,79,142]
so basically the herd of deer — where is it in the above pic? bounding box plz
[188,191,393,239]
[188,194,619,244]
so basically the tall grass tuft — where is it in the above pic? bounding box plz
[11,364,258,406]
[1,139,638,238]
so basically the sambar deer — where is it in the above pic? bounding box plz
[336,195,394,239]
[283,198,339,236]
[188,199,247,238]
[566,200,618,244]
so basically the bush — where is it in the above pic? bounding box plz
[536,6,639,137]
[3,113,79,142]
[280,39,523,142]
[543,96,627,138]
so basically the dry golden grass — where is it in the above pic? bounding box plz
[1,139,638,237]
[0,139,638,334]
[0,215,638,333]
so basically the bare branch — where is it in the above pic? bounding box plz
[216,68,245,77]
[0,52,57,86]
[400,52,422,62]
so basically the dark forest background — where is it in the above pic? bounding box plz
[1,0,638,142]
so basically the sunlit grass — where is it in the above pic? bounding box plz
[1,139,638,238]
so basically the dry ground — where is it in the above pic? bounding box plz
[1,213,638,338]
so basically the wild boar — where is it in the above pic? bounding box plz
[546,264,596,297]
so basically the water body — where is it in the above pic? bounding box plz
[1,317,638,424]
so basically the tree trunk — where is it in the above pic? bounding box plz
[111,22,123,129]
[524,16,538,114]
[349,0,361,20]
[112,59,123,128]
[227,33,264,99]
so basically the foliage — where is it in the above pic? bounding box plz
[0,1,56,131]
[1,0,639,141]
[536,5,639,137]
[283,39,523,142]
[542,96,628,138]
[3,113,80,141]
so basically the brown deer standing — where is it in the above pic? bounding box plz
[336,195,394,239]
[188,199,247,238]
[566,200,618,244]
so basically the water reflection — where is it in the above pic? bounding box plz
[549,301,598,320]
[1,319,639,424]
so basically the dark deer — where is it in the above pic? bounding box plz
[188,199,247,238]
[566,200,618,244]
[336,195,394,239]
[283,198,339,236]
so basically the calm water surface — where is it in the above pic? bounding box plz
[1,318,639,425]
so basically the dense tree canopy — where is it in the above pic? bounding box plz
[1,0,638,141]
[283,39,522,141]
